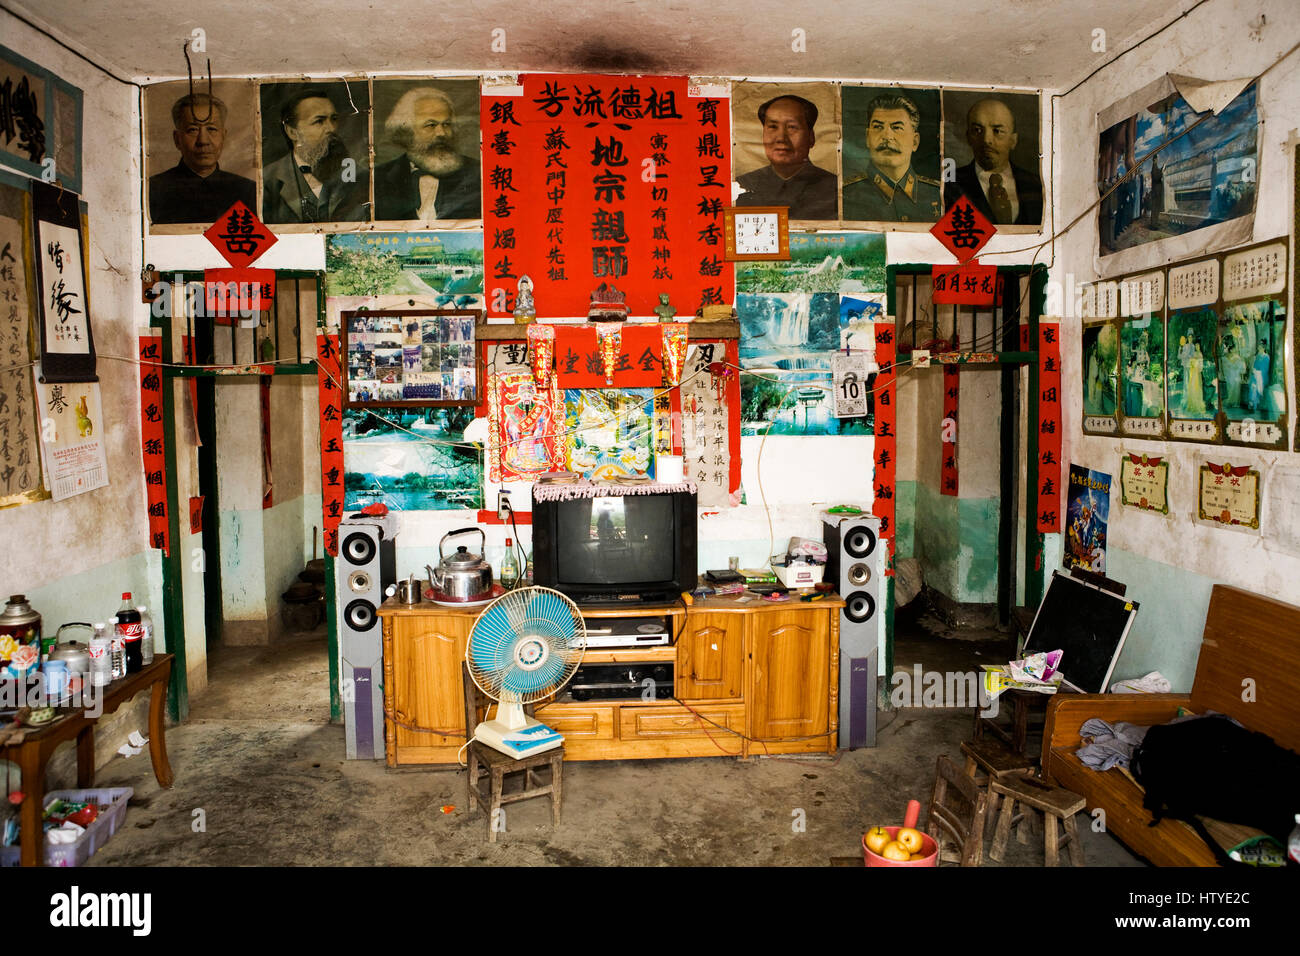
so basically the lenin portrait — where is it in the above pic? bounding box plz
[144,79,258,229]
[731,81,840,222]
[372,78,481,223]
[259,80,371,225]
[941,89,1043,227]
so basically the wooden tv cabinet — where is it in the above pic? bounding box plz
[378,592,845,765]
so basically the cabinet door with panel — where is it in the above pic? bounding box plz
[389,614,473,758]
[748,609,831,744]
[676,612,744,700]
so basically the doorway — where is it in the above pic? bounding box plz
[886,265,1045,686]
[159,272,329,721]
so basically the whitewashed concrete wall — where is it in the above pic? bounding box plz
[1055,0,1300,689]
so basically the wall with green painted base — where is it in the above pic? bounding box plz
[912,482,1000,604]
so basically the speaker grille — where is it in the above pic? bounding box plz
[342,530,377,566]
[844,526,877,559]
[343,599,377,632]
[845,591,876,624]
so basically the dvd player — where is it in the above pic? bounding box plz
[582,615,672,648]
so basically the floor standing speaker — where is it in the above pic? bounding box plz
[823,513,884,749]
[336,517,396,759]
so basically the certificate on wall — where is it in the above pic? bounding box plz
[1119,453,1169,514]
[33,372,109,500]
[1197,460,1259,529]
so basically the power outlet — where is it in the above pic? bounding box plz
[497,491,511,521]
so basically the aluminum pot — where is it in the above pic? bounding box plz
[427,527,493,601]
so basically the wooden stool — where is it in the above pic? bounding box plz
[927,754,989,866]
[960,737,1035,839]
[462,664,564,843]
[989,775,1086,866]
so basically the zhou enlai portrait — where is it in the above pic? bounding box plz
[144,80,258,227]
[259,80,370,225]
[732,82,839,221]
[942,89,1043,227]
[842,86,942,223]
[372,79,481,222]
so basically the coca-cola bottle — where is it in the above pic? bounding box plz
[116,593,144,673]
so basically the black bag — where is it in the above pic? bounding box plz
[1131,713,1300,857]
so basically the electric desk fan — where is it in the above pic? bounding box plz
[466,586,587,759]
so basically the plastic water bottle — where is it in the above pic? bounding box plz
[117,593,143,673]
[108,615,125,680]
[136,605,154,665]
[500,538,520,589]
[89,622,112,688]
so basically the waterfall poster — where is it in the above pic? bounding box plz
[739,292,874,435]
[1064,464,1111,573]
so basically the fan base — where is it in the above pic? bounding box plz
[474,718,565,759]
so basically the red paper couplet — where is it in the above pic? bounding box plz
[481,74,733,319]
[138,335,169,555]
[189,496,204,534]
[316,333,345,556]
[872,322,896,569]
[941,365,959,497]
[1036,321,1062,532]
[930,196,994,264]
[931,263,997,305]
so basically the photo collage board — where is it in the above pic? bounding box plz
[1079,239,1289,450]
[341,309,479,406]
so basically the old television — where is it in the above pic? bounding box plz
[532,488,697,604]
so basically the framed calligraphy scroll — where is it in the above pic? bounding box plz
[341,308,480,407]
[0,45,83,193]
[31,180,95,382]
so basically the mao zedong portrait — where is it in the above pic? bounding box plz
[842,94,940,222]
[735,94,837,220]
[148,93,256,225]
[262,88,368,224]
[375,87,481,221]
[944,97,1043,226]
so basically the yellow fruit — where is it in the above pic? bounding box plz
[896,827,924,853]
[910,853,926,861]
[881,841,911,861]
[864,827,891,855]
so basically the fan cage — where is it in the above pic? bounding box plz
[466,586,587,704]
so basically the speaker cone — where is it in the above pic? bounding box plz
[845,591,876,624]
[348,570,372,594]
[844,526,877,559]
[343,599,378,632]
[342,530,377,566]
[847,562,872,586]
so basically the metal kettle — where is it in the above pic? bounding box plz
[426,528,494,601]
[48,623,93,684]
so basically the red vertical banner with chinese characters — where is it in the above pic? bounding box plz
[941,365,960,496]
[316,333,344,556]
[1036,321,1062,532]
[138,334,169,555]
[872,321,896,568]
[481,74,733,318]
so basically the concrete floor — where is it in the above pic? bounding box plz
[82,616,1145,867]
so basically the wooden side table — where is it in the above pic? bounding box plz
[1,654,175,866]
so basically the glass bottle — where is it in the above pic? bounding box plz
[500,538,520,589]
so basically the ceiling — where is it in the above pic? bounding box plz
[11,0,1196,91]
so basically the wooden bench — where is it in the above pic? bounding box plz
[1041,585,1300,867]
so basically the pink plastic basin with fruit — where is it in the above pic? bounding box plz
[862,799,938,867]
